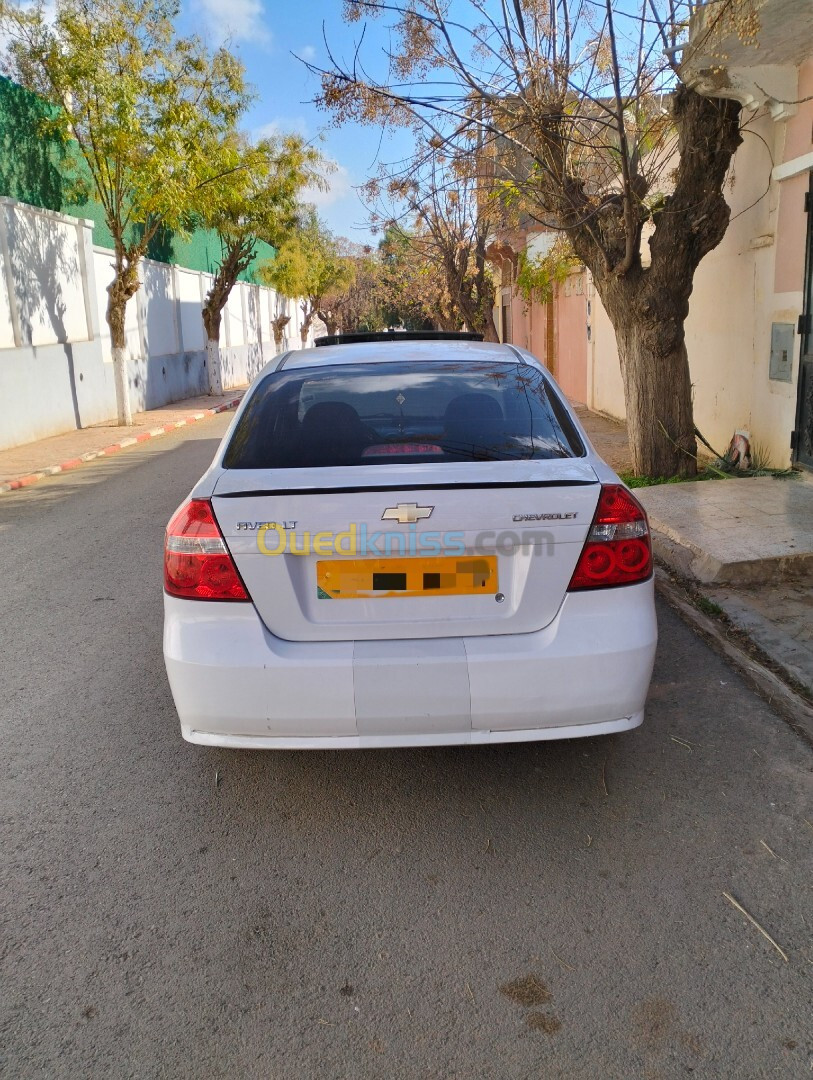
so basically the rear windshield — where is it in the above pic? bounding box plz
[223,360,584,469]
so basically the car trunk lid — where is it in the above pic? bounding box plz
[211,460,600,641]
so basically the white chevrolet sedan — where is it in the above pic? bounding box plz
[163,333,657,749]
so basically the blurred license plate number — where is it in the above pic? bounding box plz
[317,556,498,599]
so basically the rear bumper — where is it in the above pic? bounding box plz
[163,580,657,748]
[183,714,643,749]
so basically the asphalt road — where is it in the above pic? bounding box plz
[1,417,811,1080]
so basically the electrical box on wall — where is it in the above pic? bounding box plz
[769,322,794,382]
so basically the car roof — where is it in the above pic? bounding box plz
[273,338,530,373]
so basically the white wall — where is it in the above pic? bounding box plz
[245,284,262,347]
[177,266,206,351]
[225,282,245,347]
[0,197,93,351]
[586,280,625,420]
[141,260,177,358]
[0,195,307,450]
[0,250,16,349]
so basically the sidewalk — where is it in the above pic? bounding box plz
[639,473,813,584]
[576,404,813,699]
[574,405,632,473]
[0,389,246,492]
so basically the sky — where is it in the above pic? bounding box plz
[177,0,414,244]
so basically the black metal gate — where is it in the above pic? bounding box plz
[794,173,813,468]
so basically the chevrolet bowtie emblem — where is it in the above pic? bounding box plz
[381,503,434,524]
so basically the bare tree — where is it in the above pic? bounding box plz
[378,223,460,332]
[318,239,389,333]
[366,143,499,340]
[315,0,747,476]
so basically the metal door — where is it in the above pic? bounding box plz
[794,173,813,468]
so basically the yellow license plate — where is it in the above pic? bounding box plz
[316,556,498,599]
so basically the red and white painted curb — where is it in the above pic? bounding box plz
[0,395,243,495]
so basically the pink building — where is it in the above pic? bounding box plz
[487,229,589,404]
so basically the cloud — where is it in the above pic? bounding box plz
[191,0,271,46]
[298,44,316,62]
[253,116,311,141]
[0,0,56,53]
[305,162,353,208]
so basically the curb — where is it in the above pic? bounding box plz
[0,396,243,495]
[654,567,813,749]
[650,524,813,586]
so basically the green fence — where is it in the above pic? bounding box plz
[0,75,274,282]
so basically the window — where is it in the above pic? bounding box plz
[223,359,584,469]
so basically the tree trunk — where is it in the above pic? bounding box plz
[206,337,223,396]
[449,242,499,342]
[108,298,132,427]
[202,237,257,394]
[272,314,290,351]
[317,310,339,336]
[433,305,459,332]
[106,256,140,426]
[611,306,697,478]
[475,235,499,342]
[300,304,314,347]
[202,304,224,396]
[481,306,499,343]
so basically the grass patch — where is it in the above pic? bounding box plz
[695,595,724,618]
[620,426,802,486]
[620,472,693,488]
[620,465,798,488]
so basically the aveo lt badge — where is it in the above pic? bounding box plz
[236,520,297,531]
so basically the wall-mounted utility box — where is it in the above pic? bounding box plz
[769,322,794,382]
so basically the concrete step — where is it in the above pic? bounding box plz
[637,475,813,585]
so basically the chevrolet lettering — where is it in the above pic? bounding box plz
[512,512,578,521]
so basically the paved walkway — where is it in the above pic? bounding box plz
[574,405,632,473]
[0,389,246,491]
[575,404,813,695]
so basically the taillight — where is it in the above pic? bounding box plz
[568,485,652,590]
[164,499,249,601]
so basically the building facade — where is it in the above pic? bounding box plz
[487,230,589,405]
